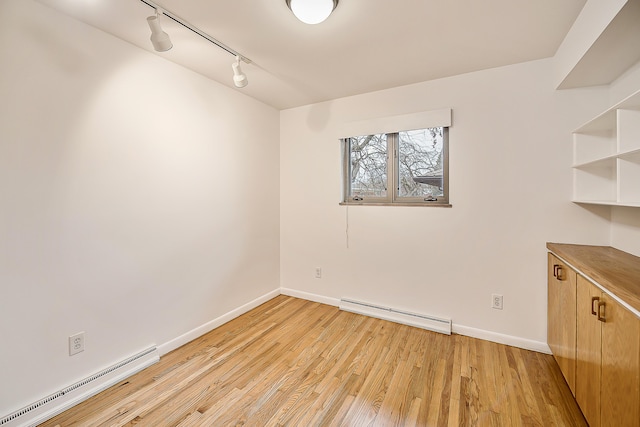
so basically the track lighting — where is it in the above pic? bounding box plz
[140,1,251,88]
[147,9,172,52]
[232,56,248,88]
[285,0,339,25]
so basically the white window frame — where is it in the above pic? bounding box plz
[341,127,450,206]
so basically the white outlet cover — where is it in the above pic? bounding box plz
[491,294,503,310]
[69,332,85,356]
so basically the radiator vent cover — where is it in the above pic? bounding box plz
[0,346,158,427]
[340,298,452,335]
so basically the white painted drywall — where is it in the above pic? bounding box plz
[280,58,611,346]
[609,61,640,256]
[553,0,628,88]
[610,207,640,256]
[554,0,640,257]
[609,60,640,105]
[1,0,637,420]
[0,0,279,416]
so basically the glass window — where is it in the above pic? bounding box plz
[342,127,449,206]
[349,133,388,199]
[397,128,445,199]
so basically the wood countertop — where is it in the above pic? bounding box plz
[547,243,640,316]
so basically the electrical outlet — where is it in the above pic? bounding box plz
[315,267,322,279]
[69,332,85,356]
[492,294,503,310]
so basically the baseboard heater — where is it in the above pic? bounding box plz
[0,346,159,427]
[339,298,452,335]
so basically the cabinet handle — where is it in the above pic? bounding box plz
[556,266,564,281]
[553,264,559,278]
[591,296,600,316]
[597,301,606,322]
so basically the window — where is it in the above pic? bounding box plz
[342,126,449,206]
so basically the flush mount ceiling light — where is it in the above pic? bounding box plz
[285,0,339,25]
[140,0,251,88]
[147,9,172,52]
[232,56,248,88]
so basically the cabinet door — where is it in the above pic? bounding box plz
[548,253,577,394]
[600,294,640,427]
[575,276,601,427]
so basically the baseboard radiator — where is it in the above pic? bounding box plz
[0,346,159,427]
[339,298,452,335]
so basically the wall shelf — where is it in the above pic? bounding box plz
[573,89,640,207]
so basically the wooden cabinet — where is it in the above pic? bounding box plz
[547,253,577,395]
[600,291,640,427]
[576,275,640,427]
[548,243,640,427]
[575,275,601,427]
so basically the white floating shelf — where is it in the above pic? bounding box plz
[573,90,640,208]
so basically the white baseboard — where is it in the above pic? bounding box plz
[281,288,551,354]
[157,288,281,356]
[452,324,551,354]
[1,288,282,427]
[1,287,550,427]
[280,288,340,307]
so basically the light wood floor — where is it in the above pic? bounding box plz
[40,296,586,426]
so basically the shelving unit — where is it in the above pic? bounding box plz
[573,89,640,207]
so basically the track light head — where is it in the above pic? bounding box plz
[286,0,339,25]
[147,10,172,52]
[232,56,248,88]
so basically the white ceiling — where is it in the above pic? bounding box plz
[36,0,587,110]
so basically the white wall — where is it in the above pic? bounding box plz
[280,58,611,348]
[553,0,628,89]
[2,0,636,419]
[609,61,640,256]
[0,0,279,415]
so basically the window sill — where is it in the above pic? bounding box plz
[339,202,452,208]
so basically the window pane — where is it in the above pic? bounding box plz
[349,134,387,198]
[398,128,444,198]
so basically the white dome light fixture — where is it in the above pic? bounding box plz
[286,0,339,25]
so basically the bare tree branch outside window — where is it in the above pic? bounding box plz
[350,133,387,197]
[344,126,448,205]
[398,128,444,197]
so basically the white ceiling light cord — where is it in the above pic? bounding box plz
[345,205,349,249]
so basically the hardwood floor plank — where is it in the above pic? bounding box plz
[427,358,448,426]
[313,315,373,395]
[403,397,423,427]
[341,344,391,425]
[39,296,586,427]
[447,335,463,427]
[373,351,419,426]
